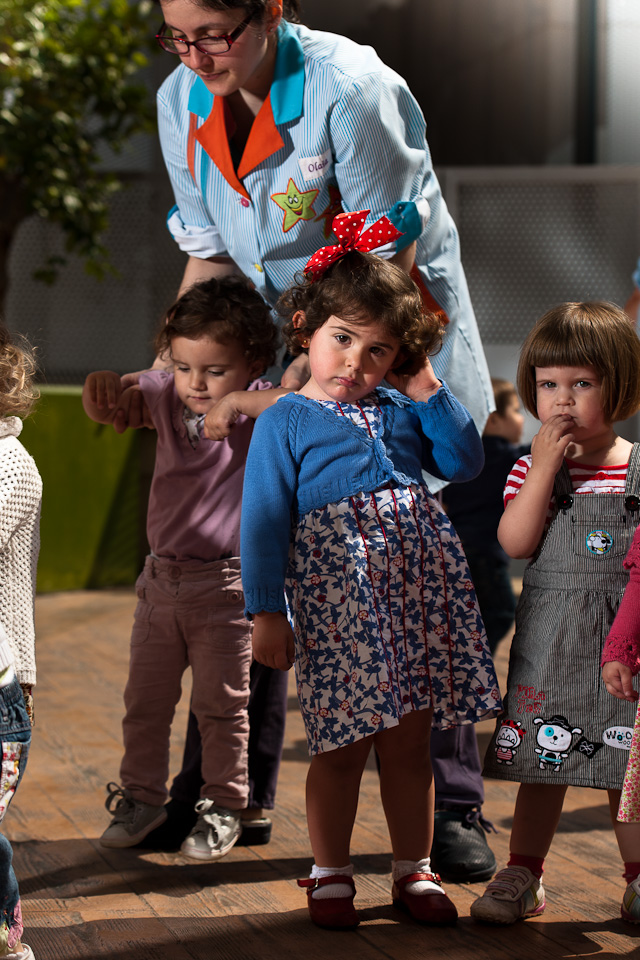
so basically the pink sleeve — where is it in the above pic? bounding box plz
[602,527,640,673]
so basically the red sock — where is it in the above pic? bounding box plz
[623,861,640,883]
[507,853,544,879]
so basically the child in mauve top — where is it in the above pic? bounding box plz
[471,301,640,927]
[0,323,41,960]
[240,212,501,930]
[82,276,279,862]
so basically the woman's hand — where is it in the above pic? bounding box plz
[602,661,638,702]
[252,611,295,671]
[385,356,441,402]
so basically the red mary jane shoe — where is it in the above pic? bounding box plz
[298,875,360,929]
[392,872,458,925]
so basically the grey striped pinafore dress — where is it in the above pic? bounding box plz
[483,445,640,790]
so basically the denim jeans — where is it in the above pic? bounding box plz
[0,677,31,954]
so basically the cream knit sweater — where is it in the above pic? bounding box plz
[0,417,41,686]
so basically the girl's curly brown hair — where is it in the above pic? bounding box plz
[278,251,442,376]
[0,322,39,418]
[156,275,279,372]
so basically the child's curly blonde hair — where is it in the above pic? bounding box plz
[0,322,39,418]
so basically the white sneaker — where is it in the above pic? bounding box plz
[180,799,241,862]
[470,865,545,924]
[3,944,35,960]
[100,782,167,848]
[622,874,640,923]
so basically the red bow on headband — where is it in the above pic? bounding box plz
[304,210,403,281]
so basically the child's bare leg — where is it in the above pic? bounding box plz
[375,708,433,860]
[609,788,640,863]
[305,736,372,867]
[470,782,565,924]
[509,782,568,858]
[374,709,457,924]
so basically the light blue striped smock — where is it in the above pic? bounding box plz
[157,20,493,459]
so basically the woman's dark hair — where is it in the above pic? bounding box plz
[278,251,442,376]
[156,275,279,372]
[157,0,301,23]
[517,301,640,423]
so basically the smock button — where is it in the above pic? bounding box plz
[626,495,640,511]
[254,263,263,273]
[557,493,573,511]
[240,198,250,207]
[169,565,181,580]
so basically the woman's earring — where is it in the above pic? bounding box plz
[300,338,310,348]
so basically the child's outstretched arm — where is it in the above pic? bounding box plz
[83,373,155,432]
[498,414,574,558]
[204,387,291,441]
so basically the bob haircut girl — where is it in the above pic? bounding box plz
[472,301,640,926]
[241,235,500,930]
[517,300,640,423]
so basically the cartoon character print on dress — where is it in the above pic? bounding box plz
[586,529,613,555]
[270,177,319,232]
[533,716,582,772]
[494,719,526,765]
[483,443,640,790]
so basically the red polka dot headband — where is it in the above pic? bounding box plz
[304,209,404,282]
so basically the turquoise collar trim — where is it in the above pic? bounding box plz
[270,21,304,124]
[186,22,303,123]
[188,75,214,118]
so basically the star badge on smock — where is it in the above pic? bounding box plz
[271,178,319,232]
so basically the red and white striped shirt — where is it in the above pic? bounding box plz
[504,454,628,506]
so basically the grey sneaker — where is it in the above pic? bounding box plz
[180,799,242,861]
[470,865,545,924]
[100,781,168,848]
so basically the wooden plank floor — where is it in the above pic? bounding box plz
[6,588,640,959]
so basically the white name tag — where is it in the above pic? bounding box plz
[298,149,333,183]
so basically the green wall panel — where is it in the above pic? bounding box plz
[20,387,142,593]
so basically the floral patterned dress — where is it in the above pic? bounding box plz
[285,397,501,755]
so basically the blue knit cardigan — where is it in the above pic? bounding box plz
[241,381,484,616]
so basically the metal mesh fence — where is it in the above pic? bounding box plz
[441,167,640,344]
[5,175,184,383]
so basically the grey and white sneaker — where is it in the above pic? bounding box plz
[180,799,242,861]
[470,865,545,924]
[100,781,167,848]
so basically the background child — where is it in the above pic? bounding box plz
[0,323,41,960]
[471,301,640,925]
[240,227,501,930]
[82,276,278,861]
[443,378,530,654]
[601,524,640,922]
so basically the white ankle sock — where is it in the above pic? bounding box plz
[309,862,354,900]
[392,858,444,896]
